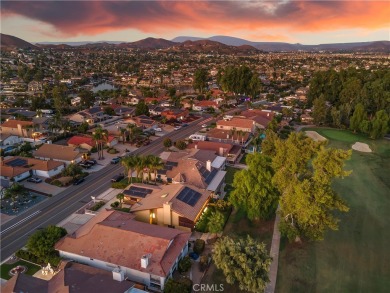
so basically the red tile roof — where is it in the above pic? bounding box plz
[1,120,33,128]
[55,210,190,277]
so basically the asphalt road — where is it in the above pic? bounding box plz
[0,117,210,262]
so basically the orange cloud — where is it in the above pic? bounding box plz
[2,1,389,40]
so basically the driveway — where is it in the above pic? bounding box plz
[22,177,65,196]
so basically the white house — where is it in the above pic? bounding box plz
[55,210,190,291]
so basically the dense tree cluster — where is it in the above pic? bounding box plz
[217,65,261,98]
[308,68,390,138]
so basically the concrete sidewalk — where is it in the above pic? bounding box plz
[265,207,281,293]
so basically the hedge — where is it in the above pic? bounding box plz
[193,239,205,255]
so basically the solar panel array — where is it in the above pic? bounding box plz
[164,161,178,171]
[176,187,201,207]
[198,165,218,184]
[6,158,27,167]
[124,186,153,198]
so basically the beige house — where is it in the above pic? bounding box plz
[127,183,211,231]
[34,144,83,165]
[216,117,256,133]
[0,120,34,138]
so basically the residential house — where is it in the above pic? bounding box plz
[161,109,189,121]
[0,156,65,187]
[207,128,251,146]
[67,135,117,151]
[27,81,43,92]
[239,109,275,129]
[112,105,135,118]
[55,210,190,291]
[127,182,211,231]
[127,115,157,130]
[193,100,218,111]
[32,117,51,133]
[149,106,167,117]
[1,261,141,293]
[128,96,141,105]
[0,134,21,148]
[69,107,108,124]
[0,120,34,138]
[187,140,241,164]
[34,144,83,165]
[216,117,256,133]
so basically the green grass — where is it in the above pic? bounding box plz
[223,167,240,201]
[277,128,390,293]
[0,260,41,280]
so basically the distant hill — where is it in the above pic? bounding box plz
[119,37,176,49]
[173,35,390,52]
[0,33,38,50]
[168,39,259,54]
[2,33,388,53]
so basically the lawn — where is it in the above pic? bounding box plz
[0,260,41,280]
[277,128,390,293]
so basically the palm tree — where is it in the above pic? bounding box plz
[251,136,262,153]
[119,127,127,144]
[116,193,125,208]
[237,130,244,145]
[149,155,164,183]
[121,156,138,183]
[92,126,105,160]
[230,129,236,143]
[135,156,146,183]
[127,123,136,144]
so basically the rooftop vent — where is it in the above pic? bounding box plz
[141,253,152,268]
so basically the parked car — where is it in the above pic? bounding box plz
[174,126,181,130]
[111,157,121,164]
[111,173,124,182]
[79,163,91,169]
[86,159,97,165]
[27,177,42,183]
[154,127,162,132]
[182,123,189,127]
[201,124,207,128]
[73,177,85,185]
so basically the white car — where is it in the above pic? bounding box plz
[154,127,162,132]
[201,124,207,128]
[174,126,181,130]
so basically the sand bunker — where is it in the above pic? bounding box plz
[305,131,327,142]
[352,142,372,153]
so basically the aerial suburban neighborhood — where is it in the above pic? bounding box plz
[0,1,389,293]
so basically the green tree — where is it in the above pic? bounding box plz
[261,130,279,157]
[79,90,94,108]
[178,256,192,273]
[52,85,69,114]
[175,140,187,150]
[370,110,389,139]
[135,100,149,116]
[213,235,271,293]
[116,193,125,208]
[121,156,138,183]
[230,153,279,220]
[163,138,172,149]
[103,106,115,116]
[312,94,328,125]
[77,122,89,134]
[207,210,225,233]
[62,163,83,178]
[272,132,352,241]
[349,103,366,133]
[164,278,192,293]
[26,225,67,263]
[193,68,209,94]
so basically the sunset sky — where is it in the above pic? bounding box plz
[1,0,389,44]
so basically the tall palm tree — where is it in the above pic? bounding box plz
[119,127,127,144]
[251,136,262,153]
[135,156,146,183]
[121,156,138,183]
[237,130,244,145]
[92,126,104,160]
[150,155,164,183]
[127,123,136,144]
[230,129,236,143]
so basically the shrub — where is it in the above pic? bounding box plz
[112,182,128,189]
[164,278,192,293]
[199,255,209,272]
[90,201,105,211]
[91,146,97,153]
[193,239,205,255]
[15,249,42,264]
[178,256,192,273]
[51,180,63,187]
[111,201,120,208]
[107,148,118,154]
[175,140,187,150]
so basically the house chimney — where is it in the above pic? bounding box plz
[112,268,125,281]
[141,254,150,269]
[163,202,172,226]
[218,147,224,157]
[206,160,212,172]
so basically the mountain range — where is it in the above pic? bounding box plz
[1,33,389,53]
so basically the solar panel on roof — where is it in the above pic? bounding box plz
[124,186,153,198]
[205,169,218,184]
[166,161,178,167]
[176,187,201,207]
[6,158,27,167]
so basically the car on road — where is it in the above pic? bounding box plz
[182,123,189,127]
[111,157,121,164]
[111,173,125,182]
[174,126,181,130]
[201,124,207,128]
[73,177,85,185]
[154,127,162,132]
[27,177,42,183]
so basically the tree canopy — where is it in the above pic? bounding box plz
[270,132,352,241]
[229,153,279,220]
[135,100,149,116]
[193,68,209,94]
[213,235,271,293]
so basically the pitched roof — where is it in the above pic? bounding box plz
[207,128,251,141]
[34,144,82,161]
[217,117,254,129]
[1,273,48,293]
[1,120,33,128]
[55,210,191,277]
[130,183,211,221]
[1,156,64,176]
[187,140,233,155]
